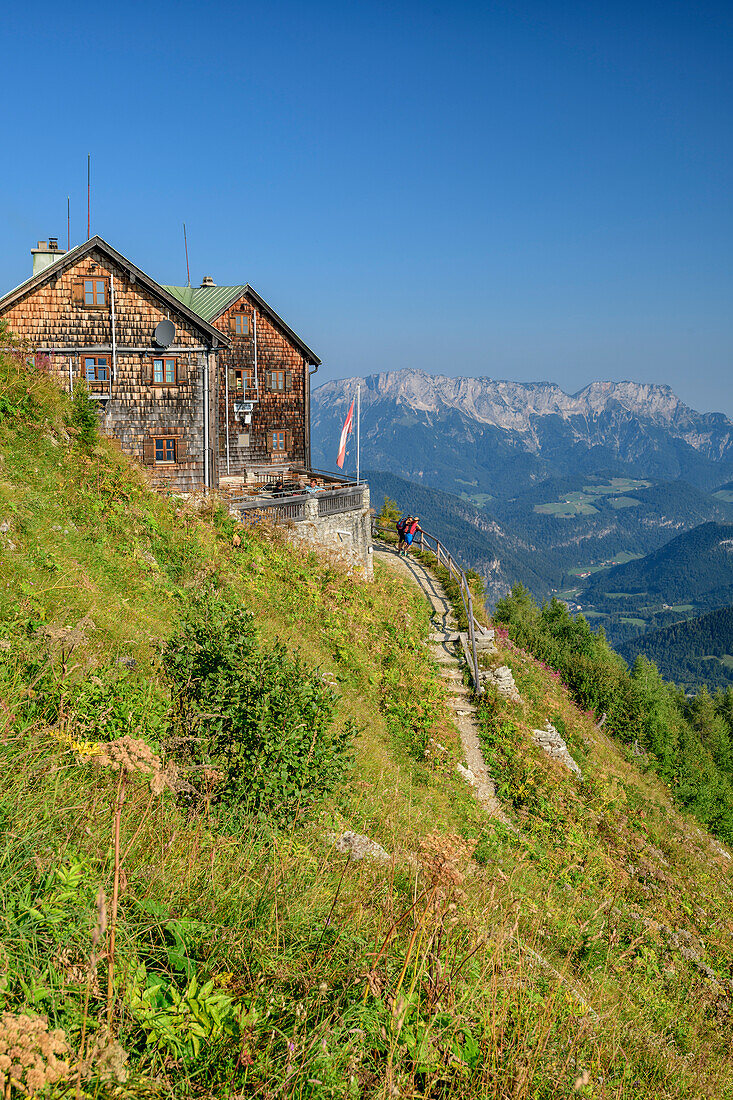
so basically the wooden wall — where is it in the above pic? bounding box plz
[214,293,309,476]
[0,248,219,494]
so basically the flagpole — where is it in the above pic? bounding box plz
[356,382,361,485]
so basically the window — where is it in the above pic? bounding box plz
[153,357,176,384]
[154,437,177,464]
[143,436,187,465]
[233,314,249,336]
[84,278,107,306]
[271,431,286,453]
[269,370,286,392]
[233,367,254,392]
[85,356,109,382]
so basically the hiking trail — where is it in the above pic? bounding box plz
[373,541,506,821]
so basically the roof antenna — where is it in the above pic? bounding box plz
[183,222,190,287]
[87,154,91,240]
[67,195,70,251]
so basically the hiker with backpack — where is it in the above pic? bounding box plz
[396,515,410,554]
[403,516,421,557]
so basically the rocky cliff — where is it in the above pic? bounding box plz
[312,370,733,491]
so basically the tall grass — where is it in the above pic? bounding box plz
[3,352,733,1095]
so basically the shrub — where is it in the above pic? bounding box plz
[69,383,99,447]
[162,590,354,820]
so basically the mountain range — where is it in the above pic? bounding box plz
[315,372,733,684]
[312,371,733,493]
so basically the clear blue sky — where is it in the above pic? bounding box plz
[2,1,732,414]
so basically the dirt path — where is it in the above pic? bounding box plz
[373,541,505,819]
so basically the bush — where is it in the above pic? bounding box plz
[69,383,99,447]
[163,590,354,820]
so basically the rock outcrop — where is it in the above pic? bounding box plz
[480,665,522,703]
[531,721,582,779]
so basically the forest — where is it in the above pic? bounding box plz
[494,585,733,842]
[621,606,733,690]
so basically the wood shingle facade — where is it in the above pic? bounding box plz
[0,238,322,494]
[163,281,321,480]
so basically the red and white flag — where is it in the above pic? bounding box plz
[336,398,355,468]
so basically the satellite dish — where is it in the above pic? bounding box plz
[154,319,175,347]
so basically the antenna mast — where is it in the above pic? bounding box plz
[67,195,70,251]
[87,154,91,239]
[183,222,190,287]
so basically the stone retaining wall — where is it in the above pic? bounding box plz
[287,485,373,578]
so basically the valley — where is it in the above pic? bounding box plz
[318,371,733,687]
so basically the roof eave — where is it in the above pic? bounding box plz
[0,236,231,348]
[197,283,321,365]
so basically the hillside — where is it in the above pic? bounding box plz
[620,606,733,690]
[366,468,561,602]
[582,522,733,609]
[6,353,733,1096]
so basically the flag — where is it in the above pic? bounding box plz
[336,398,355,468]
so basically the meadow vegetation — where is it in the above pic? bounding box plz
[3,351,733,1096]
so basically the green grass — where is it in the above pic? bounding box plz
[568,553,642,578]
[619,616,648,627]
[534,497,599,516]
[582,478,651,494]
[534,481,650,517]
[5,350,733,1096]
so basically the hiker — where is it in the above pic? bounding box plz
[396,514,410,554]
[403,516,421,556]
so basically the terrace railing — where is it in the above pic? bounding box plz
[237,494,308,523]
[318,488,365,517]
[233,484,367,525]
[373,522,490,695]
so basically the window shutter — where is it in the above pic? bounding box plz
[142,360,153,385]
[176,359,188,384]
[175,439,188,463]
[227,368,236,389]
[266,432,273,453]
[285,430,293,452]
[142,439,155,465]
[264,372,272,392]
[72,280,84,305]
[229,314,237,333]
[285,371,293,393]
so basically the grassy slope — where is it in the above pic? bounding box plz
[2,354,733,1097]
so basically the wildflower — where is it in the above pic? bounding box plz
[0,1013,71,1094]
[93,734,181,793]
[418,833,477,901]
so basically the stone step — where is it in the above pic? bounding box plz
[430,631,460,642]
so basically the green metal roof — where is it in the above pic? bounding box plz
[162,285,247,324]
[163,283,321,365]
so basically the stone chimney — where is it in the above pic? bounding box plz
[200,275,216,287]
[31,239,66,275]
